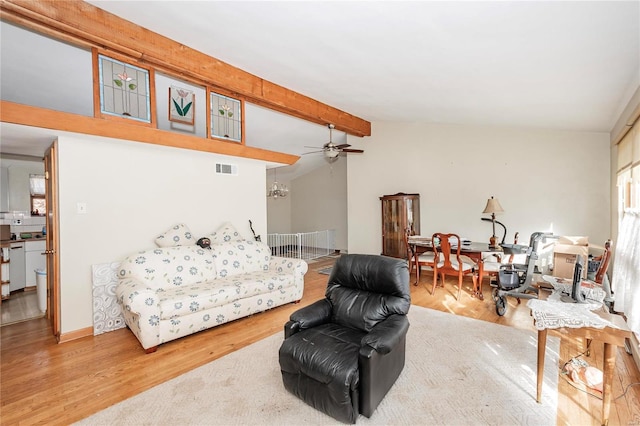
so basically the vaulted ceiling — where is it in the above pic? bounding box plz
[2,1,639,179]
[86,1,639,132]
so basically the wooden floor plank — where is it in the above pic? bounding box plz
[1,257,638,425]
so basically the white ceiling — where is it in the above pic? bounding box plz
[2,1,639,178]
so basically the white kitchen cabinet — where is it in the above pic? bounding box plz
[9,242,25,292]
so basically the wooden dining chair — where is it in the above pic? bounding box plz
[404,229,436,285]
[431,233,478,300]
[593,239,613,285]
[587,239,613,354]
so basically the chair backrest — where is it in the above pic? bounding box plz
[326,254,411,333]
[594,239,613,284]
[507,232,520,263]
[431,232,462,269]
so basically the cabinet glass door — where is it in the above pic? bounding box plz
[382,198,403,257]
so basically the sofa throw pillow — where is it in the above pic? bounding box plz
[119,246,216,290]
[211,240,271,279]
[208,222,243,244]
[155,223,196,248]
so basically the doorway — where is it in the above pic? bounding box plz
[0,142,59,337]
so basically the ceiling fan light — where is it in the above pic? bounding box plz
[325,149,340,158]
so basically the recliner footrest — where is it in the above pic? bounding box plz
[279,324,364,424]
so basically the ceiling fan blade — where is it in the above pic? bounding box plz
[302,150,324,155]
[304,146,323,149]
[335,144,351,149]
[341,149,364,153]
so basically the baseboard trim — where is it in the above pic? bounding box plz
[58,326,93,343]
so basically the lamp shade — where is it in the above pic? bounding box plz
[482,196,504,215]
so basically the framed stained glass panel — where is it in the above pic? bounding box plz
[98,54,151,122]
[210,91,242,142]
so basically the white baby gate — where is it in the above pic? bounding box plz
[267,230,336,261]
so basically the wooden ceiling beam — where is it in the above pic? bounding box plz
[0,0,371,137]
[1,101,300,165]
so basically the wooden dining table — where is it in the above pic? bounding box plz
[408,236,502,298]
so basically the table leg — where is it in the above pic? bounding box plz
[476,261,484,300]
[536,328,548,403]
[601,343,616,426]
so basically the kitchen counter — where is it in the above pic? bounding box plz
[1,235,46,244]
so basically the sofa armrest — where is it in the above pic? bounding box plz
[270,256,308,275]
[115,277,162,351]
[360,314,410,356]
[115,277,158,314]
[285,299,332,338]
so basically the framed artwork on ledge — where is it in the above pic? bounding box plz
[169,86,195,125]
[210,91,242,142]
[98,54,151,123]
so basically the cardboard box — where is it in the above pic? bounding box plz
[0,225,10,241]
[553,236,588,279]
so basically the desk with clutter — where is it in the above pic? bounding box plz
[528,274,630,426]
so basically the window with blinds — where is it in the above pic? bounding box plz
[29,174,46,216]
[616,123,640,211]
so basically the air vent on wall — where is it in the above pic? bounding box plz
[215,163,238,175]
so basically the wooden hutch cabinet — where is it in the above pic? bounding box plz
[380,193,420,259]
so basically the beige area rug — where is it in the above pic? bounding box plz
[78,306,559,425]
[317,266,333,275]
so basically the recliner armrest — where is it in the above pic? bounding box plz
[360,314,409,356]
[284,299,332,338]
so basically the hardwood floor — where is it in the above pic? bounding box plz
[1,257,638,425]
[0,290,43,327]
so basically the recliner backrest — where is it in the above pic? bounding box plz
[326,254,410,333]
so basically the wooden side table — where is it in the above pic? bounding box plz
[530,294,631,426]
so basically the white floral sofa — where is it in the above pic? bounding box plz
[116,223,308,352]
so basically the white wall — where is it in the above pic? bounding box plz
[266,170,292,234]
[347,122,611,255]
[1,159,45,212]
[1,21,94,116]
[291,159,347,252]
[56,135,268,334]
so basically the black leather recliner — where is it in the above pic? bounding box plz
[279,254,411,424]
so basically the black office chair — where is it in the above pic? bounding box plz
[278,254,411,423]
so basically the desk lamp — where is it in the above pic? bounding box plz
[482,196,504,249]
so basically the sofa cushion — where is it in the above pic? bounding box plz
[211,240,271,279]
[118,246,216,290]
[155,223,196,247]
[208,222,243,244]
[157,269,295,319]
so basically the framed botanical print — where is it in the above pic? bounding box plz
[169,86,195,125]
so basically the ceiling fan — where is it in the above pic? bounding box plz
[304,124,364,159]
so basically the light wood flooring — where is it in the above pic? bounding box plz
[1,257,639,425]
[0,290,44,327]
